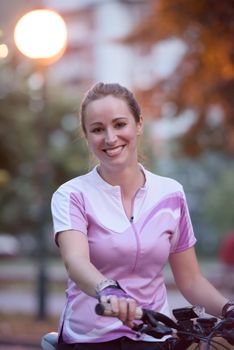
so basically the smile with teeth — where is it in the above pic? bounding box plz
[103,145,125,157]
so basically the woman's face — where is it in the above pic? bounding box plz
[84,95,143,172]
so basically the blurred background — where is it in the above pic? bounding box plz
[0,0,233,348]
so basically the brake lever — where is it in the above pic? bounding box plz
[133,320,173,339]
[142,309,178,329]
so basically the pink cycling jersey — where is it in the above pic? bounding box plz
[51,165,196,343]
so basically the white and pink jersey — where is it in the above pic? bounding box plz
[51,165,196,343]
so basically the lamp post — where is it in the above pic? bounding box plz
[14,9,67,319]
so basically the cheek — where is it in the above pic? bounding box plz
[122,126,138,139]
[86,136,103,153]
[127,130,139,144]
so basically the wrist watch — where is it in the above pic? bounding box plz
[95,279,119,294]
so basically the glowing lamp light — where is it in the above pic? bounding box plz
[14,9,67,65]
[0,44,9,58]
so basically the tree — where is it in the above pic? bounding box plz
[204,167,234,237]
[0,57,89,235]
[123,0,234,156]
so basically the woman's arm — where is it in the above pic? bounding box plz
[57,229,106,297]
[169,247,228,317]
[57,229,137,326]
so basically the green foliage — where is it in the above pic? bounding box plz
[0,58,89,235]
[204,168,234,236]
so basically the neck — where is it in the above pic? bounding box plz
[98,164,145,196]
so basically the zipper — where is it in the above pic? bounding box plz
[130,219,140,272]
[129,190,141,272]
[120,188,141,272]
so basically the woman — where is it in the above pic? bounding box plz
[51,82,234,349]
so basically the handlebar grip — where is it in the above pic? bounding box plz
[95,302,143,319]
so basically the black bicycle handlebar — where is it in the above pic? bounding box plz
[95,302,178,329]
[95,302,234,349]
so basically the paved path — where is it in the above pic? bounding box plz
[0,258,229,317]
[0,286,191,317]
[0,288,65,316]
[0,345,40,350]
[0,258,224,287]
[0,258,233,350]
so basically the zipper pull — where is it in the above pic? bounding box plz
[130,216,134,223]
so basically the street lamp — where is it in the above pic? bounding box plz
[14,8,67,319]
[14,9,67,64]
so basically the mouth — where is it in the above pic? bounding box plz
[103,145,125,157]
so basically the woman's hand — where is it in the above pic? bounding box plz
[96,280,138,327]
[100,294,138,328]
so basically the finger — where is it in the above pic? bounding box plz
[125,319,135,328]
[127,298,137,323]
[118,297,128,322]
[122,298,137,328]
[100,295,111,304]
[109,295,119,314]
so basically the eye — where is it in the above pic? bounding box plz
[91,127,104,134]
[115,121,127,129]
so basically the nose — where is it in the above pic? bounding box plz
[105,128,117,145]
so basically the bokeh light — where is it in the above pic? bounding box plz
[0,44,9,58]
[14,9,67,64]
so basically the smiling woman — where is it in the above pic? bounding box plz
[83,95,143,180]
[50,82,232,350]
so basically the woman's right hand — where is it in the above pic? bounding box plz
[99,294,138,328]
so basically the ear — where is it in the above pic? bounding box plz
[137,116,144,136]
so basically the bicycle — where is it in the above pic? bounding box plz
[41,303,234,350]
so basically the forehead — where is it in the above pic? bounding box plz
[85,95,132,119]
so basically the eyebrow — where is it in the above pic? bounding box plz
[89,117,128,127]
[89,122,103,127]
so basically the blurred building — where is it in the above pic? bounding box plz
[0,0,151,94]
[0,0,182,100]
[44,0,151,93]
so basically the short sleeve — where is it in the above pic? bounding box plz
[170,188,197,253]
[51,188,88,244]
